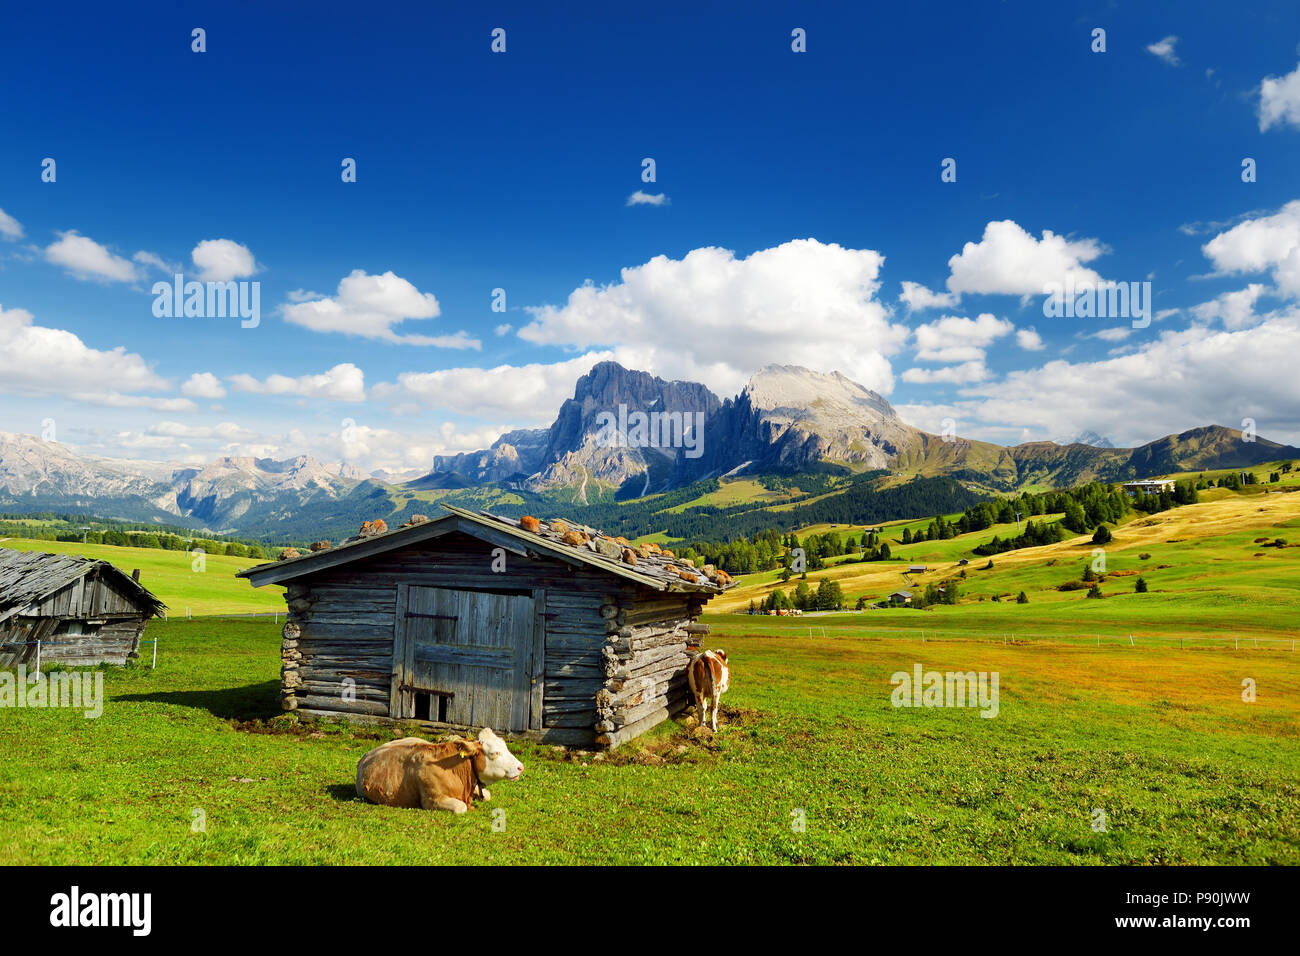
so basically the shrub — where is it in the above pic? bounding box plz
[1092,524,1112,545]
[1139,552,1152,560]
[1086,584,1103,599]
[1016,591,1029,604]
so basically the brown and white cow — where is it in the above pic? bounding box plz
[688,649,730,731]
[355,727,524,814]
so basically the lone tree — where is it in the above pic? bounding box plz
[1135,577,1148,593]
[1016,591,1029,603]
[1092,524,1113,545]
[1086,583,1104,599]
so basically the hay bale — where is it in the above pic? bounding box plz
[520,515,541,533]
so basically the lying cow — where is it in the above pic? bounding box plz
[688,649,730,731]
[355,727,523,813]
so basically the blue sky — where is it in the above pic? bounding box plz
[3,0,1300,473]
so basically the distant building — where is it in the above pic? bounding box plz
[890,590,912,605]
[0,550,165,667]
[957,558,969,566]
[1122,479,1176,496]
[908,565,927,573]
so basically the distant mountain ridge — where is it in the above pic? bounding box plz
[416,362,1299,496]
[1,362,1296,537]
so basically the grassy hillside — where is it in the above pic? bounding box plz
[714,484,1300,646]
[0,537,283,615]
[0,617,1294,864]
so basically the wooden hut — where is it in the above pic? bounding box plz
[0,549,166,667]
[236,506,731,747]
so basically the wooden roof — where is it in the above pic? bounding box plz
[237,505,730,595]
[0,548,167,624]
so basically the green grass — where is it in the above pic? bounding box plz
[0,537,283,614]
[0,616,1295,864]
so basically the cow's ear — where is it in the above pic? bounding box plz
[456,740,482,758]
[716,650,728,661]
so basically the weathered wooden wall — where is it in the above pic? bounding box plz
[0,572,148,667]
[277,531,709,747]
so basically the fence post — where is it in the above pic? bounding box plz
[1129,634,1134,646]
[34,639,41,680]
[152,634,158,669]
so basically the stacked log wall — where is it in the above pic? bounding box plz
[593,586,707,748]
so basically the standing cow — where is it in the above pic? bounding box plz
[355,727,523,813]
[688,649,730,731]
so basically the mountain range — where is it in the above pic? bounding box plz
[1,361,1295,539]
[413,361,1297,497]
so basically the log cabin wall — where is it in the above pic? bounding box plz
[276,531,710,747]
[0,570,150,667]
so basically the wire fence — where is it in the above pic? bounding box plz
[713,619,1299,652]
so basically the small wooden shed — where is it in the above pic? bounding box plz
[0,549,166,667]
[237,506,730,747]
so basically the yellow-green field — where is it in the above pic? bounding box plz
[0,537,282,614]
[1,482,1297,864]
[714,489,1300,650]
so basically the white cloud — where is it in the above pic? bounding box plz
[148,420,256,441]
[377,352,616,423]
[898,280,958,311]
[950,313,1300,446]
[901,361,990,384]
[1146,35,1181,66]
[945,220,1107,298]
[228,363,366,402]
[494,323,512,336]
[281,269,478,347]
[1259,61,1300,131]
[626,191,669,206]
[1202,201,1300,298]
[1190,284,1269,329]
[1090,327,1133,342]
[191,239,258,281]
[181,372,228,399]
[0,208,23,241]
[912,313,1013,363]
[133,250,179,275]
[1015,328,1045,350]
[44,231,138,282]
[0,304,179,407]
[68,392,195,412]
[518,239,907,398]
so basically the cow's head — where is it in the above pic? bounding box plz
[710,649,728,663]
[474,727,524,783]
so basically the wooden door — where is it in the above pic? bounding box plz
[393,586,536,732]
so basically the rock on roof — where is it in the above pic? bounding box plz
[237,505,733,594]
[0,548,166,623]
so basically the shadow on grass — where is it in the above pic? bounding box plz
[326,783,363,803]
[116,680,280,720]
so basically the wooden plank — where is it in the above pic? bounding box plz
[530,588,545,731]
[389,583,410,718]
